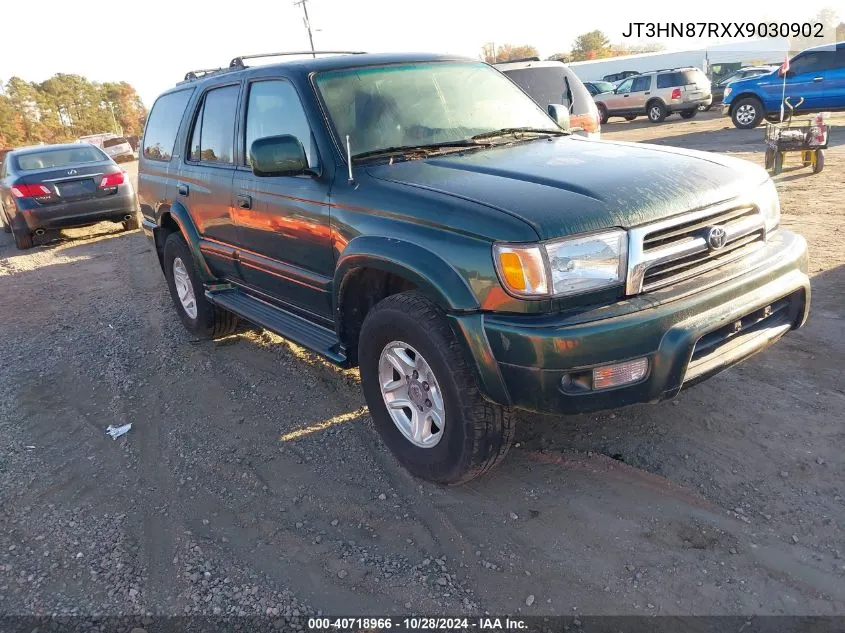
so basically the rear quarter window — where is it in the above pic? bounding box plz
[143,89,193,161]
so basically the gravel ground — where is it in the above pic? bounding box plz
[1,111,843,619]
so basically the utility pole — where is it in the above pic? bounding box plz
[294,0,316,58]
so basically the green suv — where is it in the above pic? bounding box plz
[138,53,810,484]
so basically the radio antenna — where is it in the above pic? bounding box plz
[346,135,355,185]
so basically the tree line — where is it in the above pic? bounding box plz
[0,74,147,149]
[481,32,665,65]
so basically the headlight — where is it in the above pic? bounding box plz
[494,229,628,298]
[723,86,732,98]
[758,178,780,234]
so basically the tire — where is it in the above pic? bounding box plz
[764,148,775,171]
[358,291,515,485]
[647,101,667,123]
[624,115,636,121]
[813,149,825,174]
[680,109,697,119]
[731,97,764,129]
[773,151,784,175]
[11,224,33,250]
[122,211,140,231]
[596,103,608,125]
[163,232,238,339]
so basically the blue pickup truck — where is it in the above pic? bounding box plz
[724,41,845,129]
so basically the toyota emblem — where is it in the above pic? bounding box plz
[707,226,727,250]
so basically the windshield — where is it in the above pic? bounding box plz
[14,146,107,171]
[315,61,557,158]
[592,81,616,94]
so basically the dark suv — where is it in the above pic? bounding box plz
[139,52,810,484]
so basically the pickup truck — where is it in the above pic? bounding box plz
[138,52,810,484]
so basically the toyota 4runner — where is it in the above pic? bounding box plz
[138,52,809,484]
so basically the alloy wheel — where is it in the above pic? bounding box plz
[378,341,445,448]
[172,257,198,319]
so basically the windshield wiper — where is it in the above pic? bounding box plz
[352,141,486,162]
[470,127,569,141]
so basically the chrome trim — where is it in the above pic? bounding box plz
[42,172,104,183]
[626,198,765,295]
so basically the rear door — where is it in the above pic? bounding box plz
[177,82,242,280]
[679,69,709,103]
[231,76,334,320]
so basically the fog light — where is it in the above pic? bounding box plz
[592,358,649,390]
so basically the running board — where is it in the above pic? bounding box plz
[206,288,347,365]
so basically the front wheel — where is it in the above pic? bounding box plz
[597,104,608,125]
[359,291,515,484]
[813,149,825,174]
[163,232,239,339]
[647,101,667,123]
[731,97,764,129]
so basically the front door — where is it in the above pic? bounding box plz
[178,83,242,280]
[232,77,334,320]
[628,75,652,113]
[605,78,634,113]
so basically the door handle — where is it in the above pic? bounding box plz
[644,92,651,95]
[812,76,824,82]
[177,183,189,196]
[236,194,252,210]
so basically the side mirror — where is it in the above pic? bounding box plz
[548,104,570,131]
[250,135,308,177]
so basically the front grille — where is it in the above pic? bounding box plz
[627,202,767,294]
[684,293,800,383]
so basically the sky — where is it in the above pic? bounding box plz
[0,0,839,107]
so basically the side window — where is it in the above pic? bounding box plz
[616,78,633,94]
[656,73,676,89]
[142,89,192,161]
[631,76,650,92]
[244,80,319,168]
[189,102,204,162]
[190,85,239,164]
[789,53,823,75]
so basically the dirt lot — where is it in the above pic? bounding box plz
[1,111,843,620]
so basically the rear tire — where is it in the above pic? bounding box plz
[163,232,238,339]
[11,224,33,250]
[680,109,697,119]
[122,212,140,231]
[731,97,764,129]
[647,101,667,123]
[358,291,515,485]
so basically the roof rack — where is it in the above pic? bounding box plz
[229,51,367,69]
[499,56,541,63]
[179,67,234,83]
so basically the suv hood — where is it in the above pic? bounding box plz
[366,137,767,240]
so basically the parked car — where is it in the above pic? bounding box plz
[594,67,712,123]
[702,66,778,111]
[496,59,601,138]
[0,143,139,249]
[724,42,845,129]
[139,52,809,484]
[583,81,617,96]
[102,136,136,163]
[603,71,639,82]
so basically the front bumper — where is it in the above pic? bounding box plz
[18,189,137,231]
[452,230,809,414]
